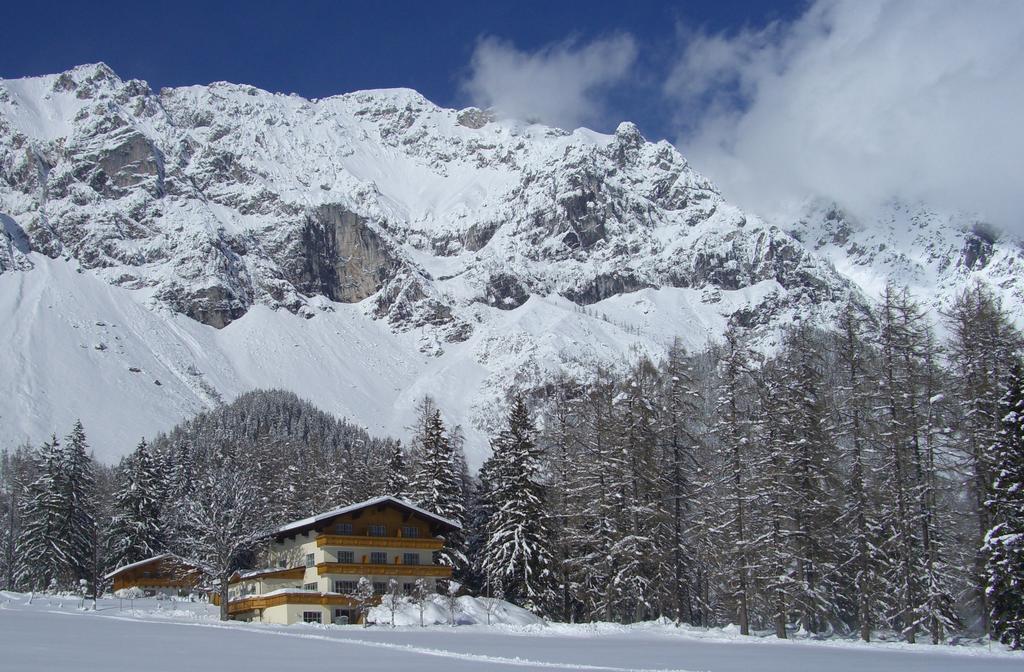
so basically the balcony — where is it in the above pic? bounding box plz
[315,534,444,551]
[314,562,451,578]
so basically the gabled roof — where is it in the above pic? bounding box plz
[274,495,461,539]
[103,553,188,580]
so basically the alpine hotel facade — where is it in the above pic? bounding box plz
[225,496,459,625]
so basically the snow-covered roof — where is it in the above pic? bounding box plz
[274,496,461,538]
[230,566,304,582]
[103,553,180,580]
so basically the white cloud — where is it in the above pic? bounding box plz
[667,0,1024,230]
[462,34,637,131]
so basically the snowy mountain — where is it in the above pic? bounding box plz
[1,63,1020,463]
[785,199,1024,324]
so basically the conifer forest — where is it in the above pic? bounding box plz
[3,284,1024,648]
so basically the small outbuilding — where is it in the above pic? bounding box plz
[105,553,201,597]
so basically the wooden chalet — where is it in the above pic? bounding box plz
[104,553,201,597]
[225,495,460,625]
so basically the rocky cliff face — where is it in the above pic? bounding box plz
[0,64,853,337]
[1,63,1020,460]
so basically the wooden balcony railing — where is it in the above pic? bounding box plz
[314,562,451,578]
[315,534,444,550]
[227,592,363,614]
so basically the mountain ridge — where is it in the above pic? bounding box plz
[1,63,1020,463]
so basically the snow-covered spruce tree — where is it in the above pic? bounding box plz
[449,426,474,526]
[105,438,165,572]
[480,394,557,615]
[985,360,1024,648]
[405,395,439,497]
[945,284,1023,634]
[407,405,468,576]
[0,446,33,591]
[15,436,68,591]
[0,456,10,591]
[165,440,197,506]
[832,301,887,642]
[166,449,270,621]
[464,459,497,597]
[383,441,409,498]
[60,421,99,596]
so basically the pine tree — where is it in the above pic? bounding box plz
[833,301,886,641]
[574,367,623,621]
[106,438,164,572]
[874,284,959,643]
[775,322,843,634]
[612,357,669,622]
[914,332,960,643]
[408,406,468,574]
[0,457,9,591]
[15,436,68,591]
[750,359,796,639]
[480,395,557,615]
[383,441,409,498]
[0,446,32,591]
[985,360,1024,648]
[538,373,585,621]
[876,284,924,642]
[657,340,704,625]
[714,327,755,635]
[61,421,98,593]
[946,284,1022,633]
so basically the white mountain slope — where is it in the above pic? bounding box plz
[786,200,1024,323]
[1,63,1020,463]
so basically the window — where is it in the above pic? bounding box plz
[402,582,414,594]
[401,526,420,539]
[335,522,353,535]
[334,580,357,594]
[302,611,322,624]
[373,581,387,595]
[335,550,354,564]
[304,553,315,568]
[303,582,318,591]
[368,524,387,537]
[402,553,420,566]
[370,551,388,565]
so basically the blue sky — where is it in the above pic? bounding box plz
[4,1,1023,229]
[1,0,804,141]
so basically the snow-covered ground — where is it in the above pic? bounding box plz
[1,592,1019,671]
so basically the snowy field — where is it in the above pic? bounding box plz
[1,593,1021,672]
